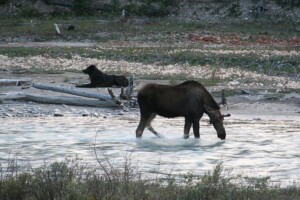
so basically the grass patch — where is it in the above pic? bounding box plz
[0,18,299,42]
[0,155,299,200]
[1,46,299,78]
[0,18,299,81]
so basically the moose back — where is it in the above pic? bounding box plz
[136,81,229,140]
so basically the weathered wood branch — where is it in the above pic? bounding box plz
[31,83,113,101]
[119,76,134,100]
[0,79,31,86]
[107,88,122,105]
[0,92,117,107]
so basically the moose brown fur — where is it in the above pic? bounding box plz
[76,65,129,88]
[136,81,228,140]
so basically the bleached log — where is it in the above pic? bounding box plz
[25,95,117,107]
[31,83,113,101]
[0,92,117,107]
[0,79,31,86]
[54,23,61,34]
[0,92,26,100]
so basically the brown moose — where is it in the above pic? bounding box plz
[136,81,230,140]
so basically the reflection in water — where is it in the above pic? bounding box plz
[0,116,299,185]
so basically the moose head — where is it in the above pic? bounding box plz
[205,105,230,140]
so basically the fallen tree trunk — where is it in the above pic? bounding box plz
[0,92,118,107]
[31,83,113,101]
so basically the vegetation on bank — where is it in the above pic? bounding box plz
[0,45,299,78]
[0,17,299,79]
[1,0,300,18]
[1,18,299,41]
[0,156,299,200]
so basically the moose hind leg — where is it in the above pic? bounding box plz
[184,118,192,139]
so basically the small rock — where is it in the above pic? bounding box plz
[3,113,12,117]
[117,111,125,115]
[253,118,261,121]
[82,110,90,116]
[241,89,251,95]
[228,80,239,86]
[34,0,54,15]
[67,25,75,30]
[93,112,99,117]
[8,108,15,112]
[54,109,63,117]
[54,113,64,117]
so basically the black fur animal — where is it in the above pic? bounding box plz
[76,65,129,88]
[136,81,230,140]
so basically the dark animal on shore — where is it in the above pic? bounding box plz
[76,65,129,88]
[136,81,230,140]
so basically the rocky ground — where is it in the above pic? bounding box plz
[1,68,299,120]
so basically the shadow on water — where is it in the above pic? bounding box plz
[134,138,225,152]
[0,116,299,185]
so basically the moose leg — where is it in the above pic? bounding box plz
[192,120,200,139]
[184,118,192,139]
[146,113,161,138]
[136,115,150,138]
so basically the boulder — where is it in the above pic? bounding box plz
[34,0,54,15]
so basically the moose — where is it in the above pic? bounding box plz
[136,81,230,140]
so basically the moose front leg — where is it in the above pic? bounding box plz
[192,120,200,139]
[184,118,192,139]
[136,116,149,138]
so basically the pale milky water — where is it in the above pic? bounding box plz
[0,116,299,185]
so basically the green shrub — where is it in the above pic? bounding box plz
[273,0,300,8]
[125,0,179,17]
[0,156,299,199]
[18,6,40,17]
[228,2,242,17]
[74,0,92,15]
[0,0,9,5]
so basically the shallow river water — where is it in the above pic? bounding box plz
[0,115,299,185]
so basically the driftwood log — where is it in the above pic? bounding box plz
[32,83,114,101]
[0,92,117,107]
[1,81,135,108]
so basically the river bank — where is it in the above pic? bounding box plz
[1,69,299,119]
